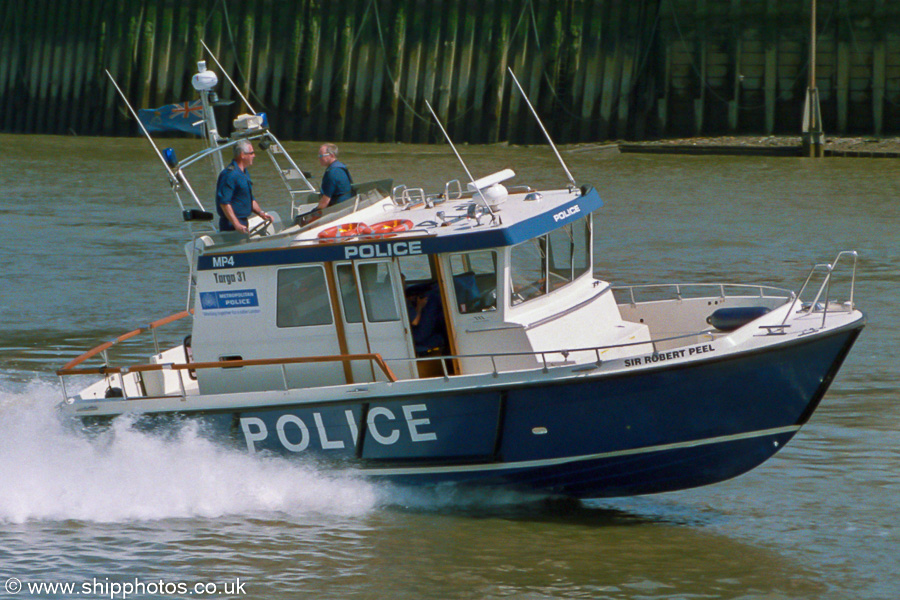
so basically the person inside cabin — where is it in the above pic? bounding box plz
[215,140,273,233]
[316,143,354,210]
[402,275,447,355]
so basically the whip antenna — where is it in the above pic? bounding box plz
[105,70,177,186]
[105,70,206,214]
[507,67,577,189]
[423,100,495,218]
[201,40,256,115]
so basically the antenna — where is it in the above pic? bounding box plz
[423,100,495,218]
[105,70,178,186]
[105,70,205,214]
[201,40,256,115]
[507,67,577,189]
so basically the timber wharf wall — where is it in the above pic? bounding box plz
[2,0,900,143]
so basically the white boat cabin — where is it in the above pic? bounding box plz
[186,177,653,395]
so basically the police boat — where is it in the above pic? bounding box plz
[57,60,866,499]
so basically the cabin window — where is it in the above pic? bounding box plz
[398,254,433,283]
[336,262,400,323]
[276,266,333,327]
[547,226,574,288]
[510,239,547,305]
[547,218,592,287]
[359,263,400,322]
[510,217,592,306]
[336,264,363,323]
[572,217,591,279]
[449,251,498,313]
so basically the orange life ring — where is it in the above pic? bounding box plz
[369,219,414,236]
[317,222,373,239]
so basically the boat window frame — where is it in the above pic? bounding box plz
[358,262,402,323]
[335,260,402,325]
[275,264,335,328]
[547,224,575,287]
[508,215,593,308]
[448,249,499,314]
[572,216,591,280]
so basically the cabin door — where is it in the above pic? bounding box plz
[334,260,416,381]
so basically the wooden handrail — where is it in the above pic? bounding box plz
[59,310,193,371]
[57,352,398,383]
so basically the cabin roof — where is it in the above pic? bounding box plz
[196,186,601,271]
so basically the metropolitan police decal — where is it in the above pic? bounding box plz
[199,289,261,316]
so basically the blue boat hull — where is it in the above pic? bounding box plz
[92,323,862,498]
[373,323,862,497]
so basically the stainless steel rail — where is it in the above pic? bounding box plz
[611,282,794,308]
[780,250,859,330]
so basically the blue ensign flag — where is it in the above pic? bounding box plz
[137,100,204,135]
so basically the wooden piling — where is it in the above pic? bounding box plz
[436,0,458,142]
[350,3,374,141]
[468,0,494,143]
[299,1,322,140]
[0,0,21,132]
[835,0,850,133]
[399,2,423,144]
[417,0,441,144]
[452,1,476,142]
[536,2,568,144]
[488,2,510,144]
[280,4,305,137]
[727,0,742,132]
[155,1,175,109]
[383,0,406,143]
[580,1,605,142]
[23,0,45,134]
[333,6,355,141]
[873,0,886,136]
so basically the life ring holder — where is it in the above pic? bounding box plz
[317,222,373,241]
[368,219,415,238]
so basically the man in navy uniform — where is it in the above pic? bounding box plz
[316,143,354,210]
[216,140,272,233]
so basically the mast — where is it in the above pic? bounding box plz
[192,61,225,173]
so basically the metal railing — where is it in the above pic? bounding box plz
[779,250,858,330]
[56,309,398,402]
[383,332,711,381]
[58,310,194,374]
[611,282,794,308]
[55,308,702,403]
[59,353,398,404]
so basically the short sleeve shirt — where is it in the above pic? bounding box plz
[321,160,353,205]
[215,161,254,230]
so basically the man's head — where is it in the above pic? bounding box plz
[234,140,256,168]
[318,143,338,167]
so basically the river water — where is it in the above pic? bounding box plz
[1,133,898,599]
